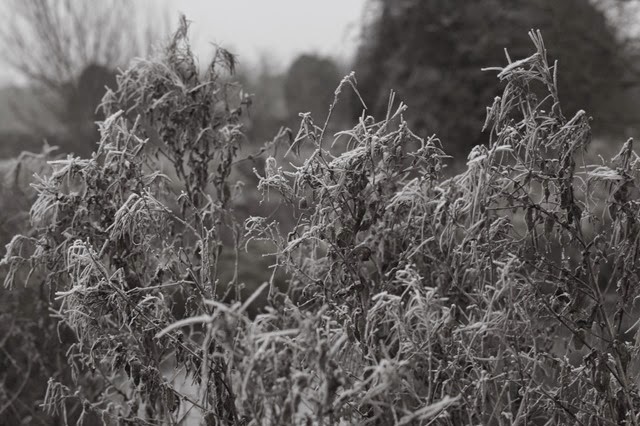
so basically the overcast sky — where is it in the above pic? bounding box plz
[167,0,367,70]
[0,0,368,85]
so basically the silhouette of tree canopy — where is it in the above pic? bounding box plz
[63,64,118,155]
[284,54,342,123]
[354,0,639,158]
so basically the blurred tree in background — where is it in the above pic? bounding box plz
[0,0,168,156]
[354,0,640,159]
[284,54,342,123]
[64,64,118,154]
[238,58,288,147]
[239,53,349,152]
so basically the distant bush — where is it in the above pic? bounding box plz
[3,20,640,425]
[284,54,342,123]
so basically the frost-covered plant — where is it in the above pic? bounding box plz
[247,31,640,424]
[0,145,62,425]
[4,20,640,426]
[2,17,250,424]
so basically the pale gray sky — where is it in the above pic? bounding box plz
[166,0,367,70]
[0,0,368,85]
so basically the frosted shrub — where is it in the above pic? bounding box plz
[247,31,640,424]
[3,21,640,425]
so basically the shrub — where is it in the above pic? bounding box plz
[3,20,640,426]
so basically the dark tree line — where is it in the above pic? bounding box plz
[353,0,640,158]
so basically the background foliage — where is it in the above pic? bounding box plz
[353,0,640,159]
